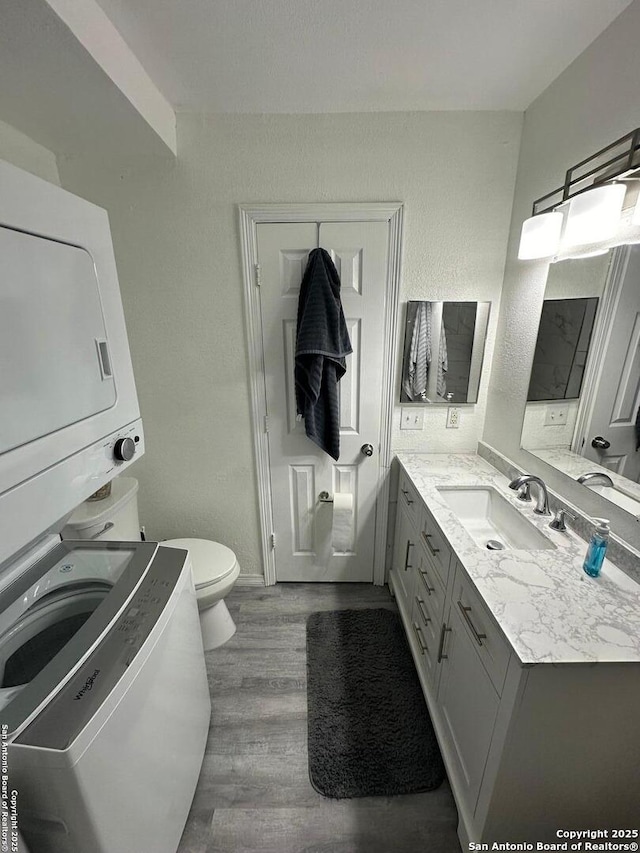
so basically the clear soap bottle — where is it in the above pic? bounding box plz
[583,518,610,578]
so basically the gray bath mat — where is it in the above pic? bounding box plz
[306,608,445,799]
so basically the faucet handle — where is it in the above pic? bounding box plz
[549,508,576,532]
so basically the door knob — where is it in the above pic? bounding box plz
[361,443,374,457]
[591,436,611,450]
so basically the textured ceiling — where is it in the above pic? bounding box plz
[94,0,633,112]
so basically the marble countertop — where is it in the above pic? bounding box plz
[396,452,640,665]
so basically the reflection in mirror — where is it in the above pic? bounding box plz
[526,297,599,402]
[521,246,640,517]
[400,301,490,404]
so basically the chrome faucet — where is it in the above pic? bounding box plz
[577,472,614,488]
[508,475,551,515]
[549,508,576,532]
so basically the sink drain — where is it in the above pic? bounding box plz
[486,539,506,550]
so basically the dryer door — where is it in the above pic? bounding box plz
[0,226,117,455]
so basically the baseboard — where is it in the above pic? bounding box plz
[235,573,265,587]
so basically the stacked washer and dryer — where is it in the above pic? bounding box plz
[0,161,212,853]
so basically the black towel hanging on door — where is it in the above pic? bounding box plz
[294,249,352,460]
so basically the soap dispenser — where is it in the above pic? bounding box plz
[583,518,610,578]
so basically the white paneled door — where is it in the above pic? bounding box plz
[257,220,389,581]
[581,248,640,483]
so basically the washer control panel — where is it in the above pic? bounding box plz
[83,420,144,488]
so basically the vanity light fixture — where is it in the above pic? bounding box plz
[632,190,640,226]
[519,127,640,261]
[562,183,626,247]
[518,211,563,259]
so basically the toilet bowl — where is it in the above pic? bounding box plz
[160,538,240,650]
[62,478,241,650]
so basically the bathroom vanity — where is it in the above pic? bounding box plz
[389,453,640,846]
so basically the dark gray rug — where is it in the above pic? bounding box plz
[306,608,445,799]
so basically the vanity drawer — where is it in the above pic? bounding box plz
[451,563,510,695]
[398,470,420,525]
[410,589,439,686]
[418,504,452,589]
[416,549,447,625]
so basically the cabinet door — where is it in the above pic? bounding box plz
[391,503,417,609]
[436,600,500,809]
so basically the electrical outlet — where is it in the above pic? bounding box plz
[544,404,569,426]
[400,407,424,430]
[446,407,460,429]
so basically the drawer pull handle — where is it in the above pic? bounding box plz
[437,623,451,662]
[416,596,431,624]
[404,540,414,570]
[412,622,428,655]
[401,488,414,506]
[457,601,487,647]
[421,530,440,556]
[419,567,435,595]
[90,522,114,540]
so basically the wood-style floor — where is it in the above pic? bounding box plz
[177,583,462,853]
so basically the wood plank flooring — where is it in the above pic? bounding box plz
[177,583,462,853]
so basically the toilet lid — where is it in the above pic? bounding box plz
[160,538,238,588]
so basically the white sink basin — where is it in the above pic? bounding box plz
[586,484,640,517]
[437,486,556,551]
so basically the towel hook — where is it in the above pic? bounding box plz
[316,221,320,248]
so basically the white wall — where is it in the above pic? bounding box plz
[483,0,640,547]
[58,110,521,577]
[0,118,60,185]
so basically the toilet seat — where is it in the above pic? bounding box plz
[161,538,238,589]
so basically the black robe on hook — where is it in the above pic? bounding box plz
[294,248,352,460]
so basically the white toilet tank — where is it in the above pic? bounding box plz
[62,477,141,541]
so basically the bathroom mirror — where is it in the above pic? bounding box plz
[521,245,640,514]
[399,301,490,404]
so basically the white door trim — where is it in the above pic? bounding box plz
[239,203,404,586]
[572,246,629,454]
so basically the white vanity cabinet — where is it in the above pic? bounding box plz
[389,467,640,846]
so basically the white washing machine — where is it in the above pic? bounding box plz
[0,539,211,853]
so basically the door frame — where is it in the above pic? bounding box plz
[239,203,404,586]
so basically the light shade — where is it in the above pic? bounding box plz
[518,212,563,260]
[633,190,640,226]
[562,184,626,247]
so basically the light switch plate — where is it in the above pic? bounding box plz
[401,408,424,430]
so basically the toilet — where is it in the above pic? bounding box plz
[62,477,240,650]
[160,538,240,649]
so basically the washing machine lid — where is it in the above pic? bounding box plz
[0,539,158,737]
[13,544,188,751]
[161,539,237,587]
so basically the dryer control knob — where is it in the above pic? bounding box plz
[114,437,136,462]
